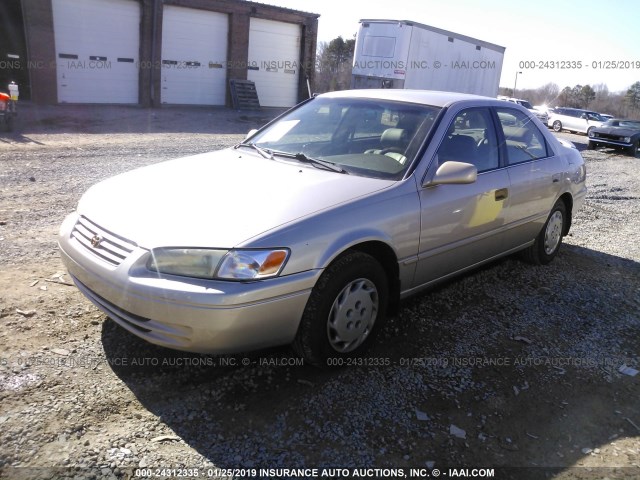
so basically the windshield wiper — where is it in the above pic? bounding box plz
[271,150,347,174]
[234,142,274,160]
[234,144,346,173]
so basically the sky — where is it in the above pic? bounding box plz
[261,0,640,93]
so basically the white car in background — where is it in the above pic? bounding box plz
[547,107,605,135]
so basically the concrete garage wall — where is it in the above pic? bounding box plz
[21,0,319,107]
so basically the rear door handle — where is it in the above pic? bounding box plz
[495,188,508,201]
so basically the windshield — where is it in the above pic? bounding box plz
[606,120,640,129]
[248,97,441,179]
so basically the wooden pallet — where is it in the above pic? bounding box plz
[229,79,261,110]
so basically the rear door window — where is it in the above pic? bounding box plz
[495,108,549,165]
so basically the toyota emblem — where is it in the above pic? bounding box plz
[90,235,102,248]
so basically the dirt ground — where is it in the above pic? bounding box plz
[0,104,639,480]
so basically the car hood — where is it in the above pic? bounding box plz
[592,126,640,136]
[77,149,396,248]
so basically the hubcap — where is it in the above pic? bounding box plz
[544,211,563,255]
[327,278,378,353]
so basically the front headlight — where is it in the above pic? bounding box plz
[623,136,631,143]
[147,248,227,278]
[147,248,289,280]
[217,249,289,280]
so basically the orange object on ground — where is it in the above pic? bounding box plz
[0,92,9,111]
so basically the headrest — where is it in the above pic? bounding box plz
[381,128,406,144]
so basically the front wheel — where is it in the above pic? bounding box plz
[587,141,597,150]
[553,121,562,132]
[521,200,567,265]
[626,140,639,157]
[293,251,389,366]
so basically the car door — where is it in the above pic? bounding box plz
[413,107,510,287]
[584,112,603,133]
[574,111,592,133]
[562,109,578,131]
[494,106,560,250]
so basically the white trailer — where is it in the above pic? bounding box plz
[351,19,505,97]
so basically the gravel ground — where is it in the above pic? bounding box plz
[0,105,639,480]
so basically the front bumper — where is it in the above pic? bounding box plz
[59,213,320,354]
[588,138,633,149]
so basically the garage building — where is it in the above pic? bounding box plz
[20,0,319,107]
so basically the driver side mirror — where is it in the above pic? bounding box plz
[424,160,478,187]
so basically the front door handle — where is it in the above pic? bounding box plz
[495,188,508,201]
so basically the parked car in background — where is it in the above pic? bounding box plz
[499,97,548,124]
[547,107,605,134]
[588,118,640,156]
[599,113,613,120]
[59,90,587,365]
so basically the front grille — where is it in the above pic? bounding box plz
[594,133,626,142]
[71,216,137,266]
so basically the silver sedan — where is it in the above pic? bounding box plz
[59,90,587,365]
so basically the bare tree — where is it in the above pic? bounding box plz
[497,80,640,118]
[537,83,560,106]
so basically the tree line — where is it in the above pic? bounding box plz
[314,35,640,119]
[499,82,640,117]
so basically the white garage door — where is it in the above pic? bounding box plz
[52,0,140,104]
[248,18,301,107]
[161,6,228,105]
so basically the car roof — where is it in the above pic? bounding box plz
[560,107,599,114]
[317,89,496,108]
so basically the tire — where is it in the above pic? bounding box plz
[521,200,567,265]
[586,127,594,136]
[625,140,639,157]
[552,121,562,132]
[293,251,389,366]
[587,141,596,150]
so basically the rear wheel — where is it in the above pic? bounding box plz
[552,121,562,132]
[521,200,567,265]
[293,251,389,366]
